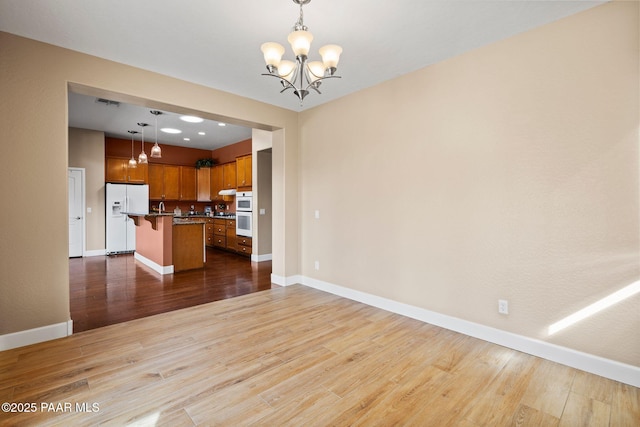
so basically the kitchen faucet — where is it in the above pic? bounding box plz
[158,201,165,213]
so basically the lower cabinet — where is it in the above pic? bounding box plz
[213,219,226,249]
[237,236,252,256]
[205,218,214,248]
[226,219,237,252]
[209,217,249,256]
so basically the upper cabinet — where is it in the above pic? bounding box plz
[180,166,197,201]
[196,167,211,202]
[149,165,196,200]
[222,162,237,190]
[105,157,147,184]
[210,165,224,201]
[148,164,180,200]
[236,154,252,190]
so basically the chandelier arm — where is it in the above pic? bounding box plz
[261,73,298,92]
[304,74,341,93]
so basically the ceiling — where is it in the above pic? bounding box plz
[67,91,253,150]
[1,0,606,149]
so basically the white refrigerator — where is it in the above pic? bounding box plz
[106,183,149,254]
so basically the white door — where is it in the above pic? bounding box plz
[68,168,84,257]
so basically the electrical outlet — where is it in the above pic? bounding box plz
[314,210,320,219]
[498,299,509,315]
[314,261,320,270]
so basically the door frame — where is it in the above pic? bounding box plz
[68,167,86,257]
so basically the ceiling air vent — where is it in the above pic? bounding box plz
[95,98,120,107]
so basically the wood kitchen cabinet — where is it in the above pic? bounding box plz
[180,166,197,201]
[148,164,180,200]
[210,165,224,201]
[105,157,147,184]
[226,219,237,251]
[212,218,241,253]
[236,154,252,190]
[213,219,227,248]
[222,162,237,189]
[196,167,211,202]
[237,236,252,256]
[205,217,214,248]
[172,222,205,272]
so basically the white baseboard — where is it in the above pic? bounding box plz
[252,253,273,262]
[83,249,106,257]
[134,252,174,275]
[271,273,303,287]
[298,275,640,388]
[0,320,73,352]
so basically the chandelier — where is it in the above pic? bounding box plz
[260,0,342,104]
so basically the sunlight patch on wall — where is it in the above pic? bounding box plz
[548,281,640,336]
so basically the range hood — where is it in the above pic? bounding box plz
[218,189,237,196]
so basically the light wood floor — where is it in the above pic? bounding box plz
[1,285,638,426]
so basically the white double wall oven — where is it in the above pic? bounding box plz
[236,191,252,238]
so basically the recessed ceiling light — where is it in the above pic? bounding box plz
[180,115,204,123]
[198,132,206,136]
[161,128,182,134]
[218,123,226,127]
[183,137,190,141]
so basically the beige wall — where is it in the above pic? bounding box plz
[253,129,274,257]
[0,31,299,335]
[299,2,639,365]
[257,150,273,256]
[68,127,106,252]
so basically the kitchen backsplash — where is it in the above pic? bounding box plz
[150,201,235,215]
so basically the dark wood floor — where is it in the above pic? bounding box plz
[69,248,274,332]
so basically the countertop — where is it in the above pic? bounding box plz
[148,213,236,219]
[173,219,207,225]
[140,213,174,217]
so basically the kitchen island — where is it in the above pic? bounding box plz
[127,213,206,274]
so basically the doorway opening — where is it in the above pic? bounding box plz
[67,84,278,332]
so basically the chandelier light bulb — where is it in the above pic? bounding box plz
[319,44,343,74]
[307,61,325,83]
[261,42,285,72]
[278,60,296,82]
[287,30,313,58]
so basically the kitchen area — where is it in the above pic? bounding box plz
[105,136,256,274]
[67,99,273,331]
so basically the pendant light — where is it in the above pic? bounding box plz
[127,130,139,168]
[150,110,162,158]
[137,122,148,164]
